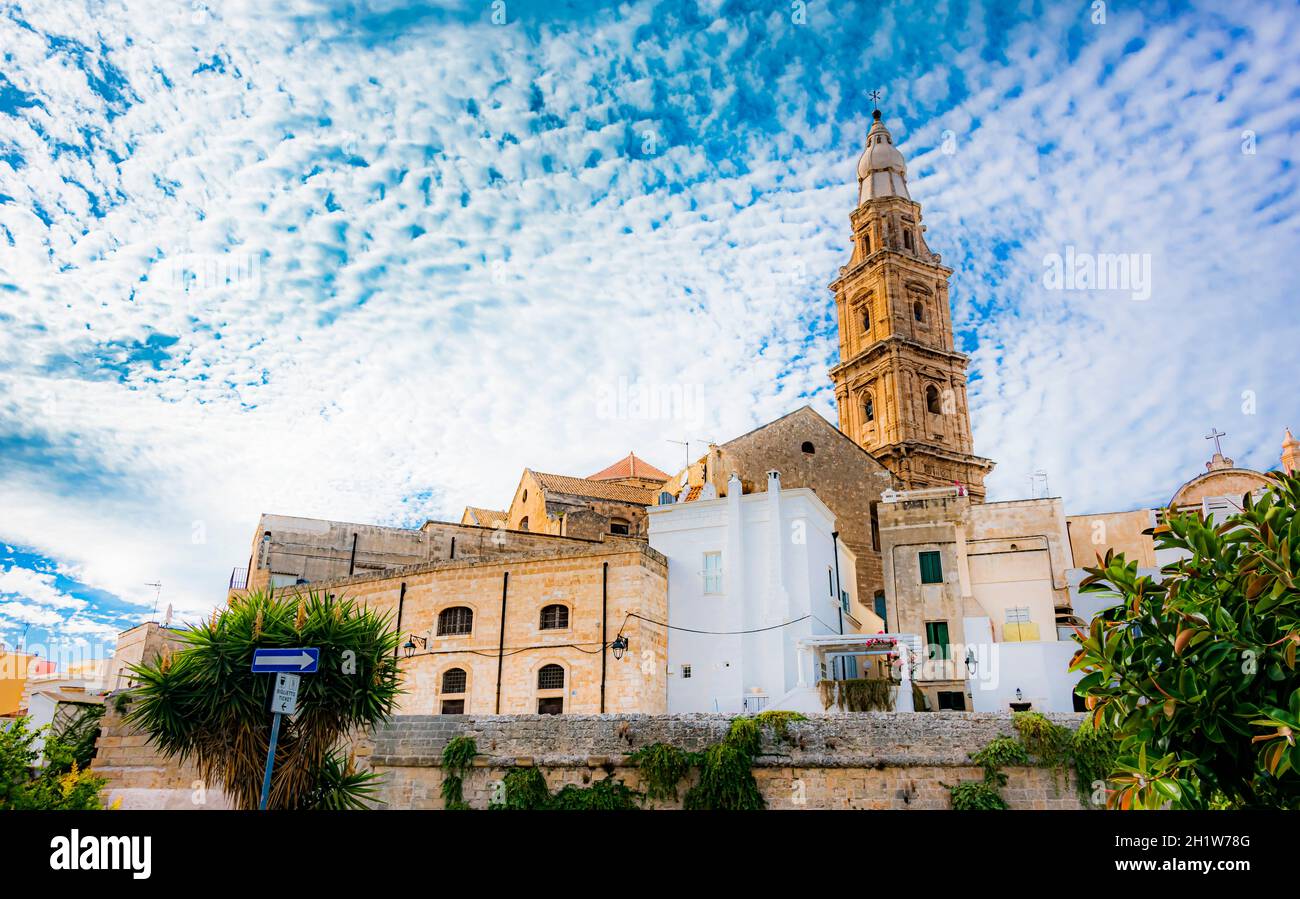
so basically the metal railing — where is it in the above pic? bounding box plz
[229,567,249,590]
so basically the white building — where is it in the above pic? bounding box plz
[647,471,879,714]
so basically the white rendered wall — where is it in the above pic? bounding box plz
[649,478,853,713]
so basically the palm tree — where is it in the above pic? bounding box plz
[127,589,402,809]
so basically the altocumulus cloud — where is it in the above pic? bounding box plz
[0,0,1297,648]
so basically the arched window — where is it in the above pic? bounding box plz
[437,606,474,636]
[801,441,815,455]
[913,300,925,322]
[522,489,528,502]
[926,384,941,415]
[441,667,467,694]
[862,309,870,333]
[864,393,875,423]
[540,604,569,630]
[537,664,565,690]
[519,516,529,532]
[609,518,631,536]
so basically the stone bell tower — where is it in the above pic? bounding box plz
[828,109,994,499]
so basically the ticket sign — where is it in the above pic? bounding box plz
[270,673,300,715]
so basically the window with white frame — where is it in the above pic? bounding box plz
[702,552,723,594]
[681,664,691,679]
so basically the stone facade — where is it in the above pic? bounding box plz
[91,700,234,810]
[234,513,613,595]
[879,489,1076,710]
[277,539,668,716]
[369,712,1086,810]
[828,112,994,500]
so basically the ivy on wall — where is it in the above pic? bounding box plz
[945,712,1120,810]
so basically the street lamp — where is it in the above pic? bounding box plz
[964,648,978,676]
[610,634,629,661]
[402,634,427,659]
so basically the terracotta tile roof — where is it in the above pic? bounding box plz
[463,506,508,526]
[532,471,658,505]
[587,452,670,482]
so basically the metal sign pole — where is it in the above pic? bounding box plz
[259,710,283,811]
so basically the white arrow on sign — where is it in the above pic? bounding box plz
[256,651,316,670]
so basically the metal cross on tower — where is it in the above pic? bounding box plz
[867,89,882,111]
[1206,427,1227,456]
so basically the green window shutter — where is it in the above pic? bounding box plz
[919,550,943,584]
[926,621,950,660]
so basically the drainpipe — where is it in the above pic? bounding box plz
[450,536,456,560]
[599,562,609,713]
[393,582,406,659]
[348,532,358,576]
[494,572,509,713]
[832,531,844,636]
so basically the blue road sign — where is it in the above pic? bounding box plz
[251,647,319,673]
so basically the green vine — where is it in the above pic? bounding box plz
[1071,719,1121,804]
[969,737,1030,787]
[818,678,895,711]
[492,766,640,810]
[753,710,807,743]
[440,736,478,810]
[683,718,765,810]
[946,714,1122,809]
[1013,711,1074,788]
[948,780,1009,810]
[627,743,697,802]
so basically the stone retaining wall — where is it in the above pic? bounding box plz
[369,712,1088,810]
[92,709,1088,810]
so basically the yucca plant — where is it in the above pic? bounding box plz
[127,589,402,809]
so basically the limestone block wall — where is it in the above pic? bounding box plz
[370,712,1088,810]
[92,710,1087,811]
[91,699,233,810]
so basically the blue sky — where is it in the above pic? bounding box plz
[1,0,1298,661]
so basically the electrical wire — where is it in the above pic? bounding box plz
[622,611,811,635]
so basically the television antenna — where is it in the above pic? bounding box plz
[145,581,162,621]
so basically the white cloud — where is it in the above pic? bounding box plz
[0,1,1296,630]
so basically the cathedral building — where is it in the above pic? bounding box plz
[829,109,994,500]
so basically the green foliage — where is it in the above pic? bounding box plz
[1071,719,1121,805]
[495,766,552,810]
[301,750,384,810]
[440,736,477,809]
[126,588,402,809]
[950,716,1123,809]
[112,692,132,715]
[948,779,1010,810]
[1013,711,1074,787]
[1071,473,1300,809]
[753,710,806,743]
[970,737,1030,786]
[683,718,765,810]
[627,742,697,802]
[819,677,894,711]
[44,704,106,775]
[548,778,640,810]
[0,717,109,810]
[491,765,639,810]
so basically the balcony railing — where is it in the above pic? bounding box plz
[229,567,249,590]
